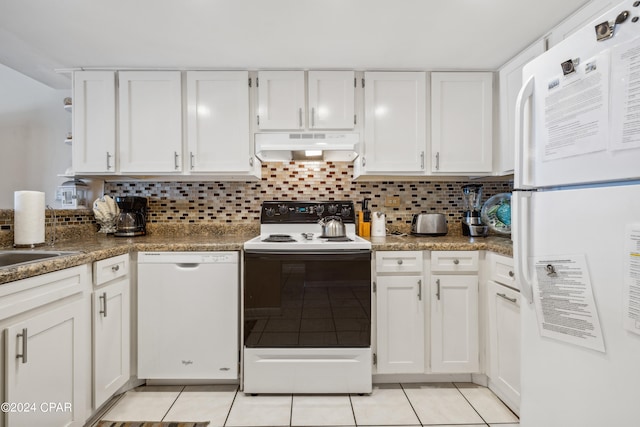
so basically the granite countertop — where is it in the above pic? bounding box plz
[369,234,513,256]
[0,232,512,285]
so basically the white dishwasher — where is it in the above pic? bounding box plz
[137,251,239,380]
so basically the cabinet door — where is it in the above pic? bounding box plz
[431,72,493,174]
[430,274,479,373]
[72,71,116,173]
[376,275,424,373]
[487,281,520,411]
[5,299,87,427]
[363,72,427,173]
[257,71,305,130]
[497,40,545,174]
[93,279,130,409]
[118,71,183,173]
[308,71,355,129]
[186,71,253,172]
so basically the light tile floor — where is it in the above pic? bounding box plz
[100,382,519,427]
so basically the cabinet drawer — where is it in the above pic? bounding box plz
[489,253,517,290]
[93,254,129,286]
[376,251,423,274]
[431,251,478,272]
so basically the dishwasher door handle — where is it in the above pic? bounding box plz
[176,263,201,269]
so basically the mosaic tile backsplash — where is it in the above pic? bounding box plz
[104,162,513,231]
[0,162,513,246]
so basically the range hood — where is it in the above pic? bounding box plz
[255,133,359,162]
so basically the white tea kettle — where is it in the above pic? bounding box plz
[371,211,386,237]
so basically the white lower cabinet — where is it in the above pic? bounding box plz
[1,265,90,427]
[430,251,479,373]
[486,253,520,414]
[374,251,425,374]
[92,255,130,410]
[430,275,479,373]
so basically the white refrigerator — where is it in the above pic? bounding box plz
[514,1,640,426]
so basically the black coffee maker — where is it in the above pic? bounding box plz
[114,196,147,237]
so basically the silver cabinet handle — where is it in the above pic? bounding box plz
[311,107,315,128]
[420,151,425,169]
[453,259,460,265]
[17,328,27,364]
[508,270,515,277]
[397,259,403,265]
[174,151,180,170]
[435,151,440,170]
[497,292,518,304]
[190,152,195,170]
[436,279,441,300]
[418,279,422,301]
[111,264,120,272]
[99,292,108,317]
[362,156,366,167]
[298,108,303,128]
[106,152,112,170]
[249,157,254,167]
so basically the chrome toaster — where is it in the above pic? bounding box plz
[411,213,448,236]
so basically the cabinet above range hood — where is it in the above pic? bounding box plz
[255,133,359,162]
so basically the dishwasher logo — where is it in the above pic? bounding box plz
[181,360,193,366]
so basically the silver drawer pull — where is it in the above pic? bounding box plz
[99,292,108,317]
[418,279,422,301]
[397,259,403,265]
[17,328,27,364]
[508,270,515,277]
[436,279,441,300]
[497,292,517,304]
[453,259,460,265]
[111,265,120,272]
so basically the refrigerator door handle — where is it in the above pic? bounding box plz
[513,190,535,303]
[515,75,535,190]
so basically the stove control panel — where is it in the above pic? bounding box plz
[261,201,355,224]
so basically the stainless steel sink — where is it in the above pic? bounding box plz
[0,250,81,268]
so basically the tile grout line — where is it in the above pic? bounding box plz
[399,382,425,426]
[222,385,240,427]
[452,382,490,427]
[289,394,293,427]
[160,385,186,422]
[348,392,357,427]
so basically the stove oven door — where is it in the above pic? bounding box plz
[244,250,371,348]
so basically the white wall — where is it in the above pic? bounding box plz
[0,63,71,208]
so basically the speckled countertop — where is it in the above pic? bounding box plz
[0,232,512,285]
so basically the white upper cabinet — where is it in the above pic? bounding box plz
[257,70,355,131]
[361,71,427,173]
[118,71,183,173]
[308,71,355,129]
[257,71,305,130]
[431,72,493,174]
[186,71,256,173]
[72,71,116,173]
[497,40,545,175]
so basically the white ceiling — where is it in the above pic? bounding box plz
[0,0,590,89]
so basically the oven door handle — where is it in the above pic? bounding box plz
[245,250,371,257]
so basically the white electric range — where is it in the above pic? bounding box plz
[242,201,372,394]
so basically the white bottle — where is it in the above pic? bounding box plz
[371,211,386,237]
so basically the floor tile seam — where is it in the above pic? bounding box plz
[222,386,240,427]
[453,382,520,423]
[452,383,488,426]
[399,382,426,426]
[160,385,186,422]
[348,393,357,427]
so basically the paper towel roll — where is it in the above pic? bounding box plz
[14,191,45,246]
